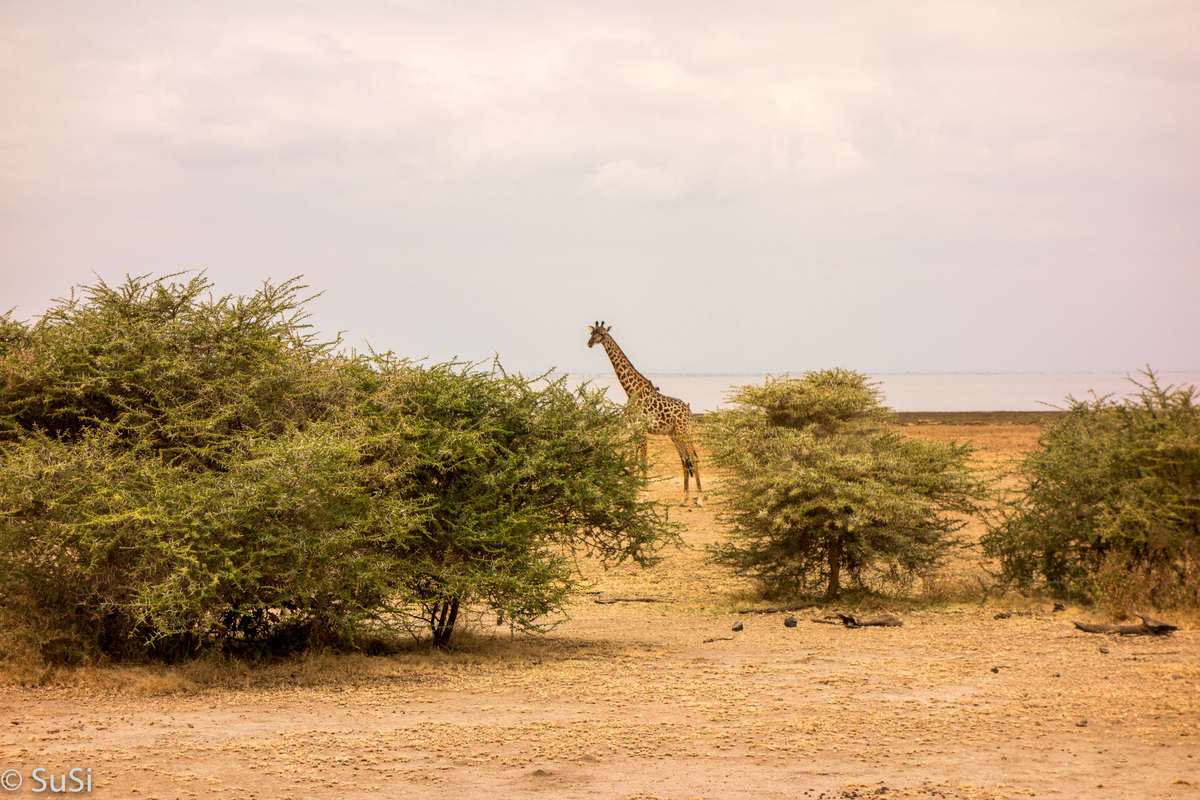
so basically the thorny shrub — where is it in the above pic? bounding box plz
[983,371,1200,613]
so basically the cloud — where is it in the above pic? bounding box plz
[583,158,684,199]
[12,1,1190,205]
[0,3,892,200]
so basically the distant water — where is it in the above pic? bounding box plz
[565,373,1200,413]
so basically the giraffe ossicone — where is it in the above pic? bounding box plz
[587,321,702,505]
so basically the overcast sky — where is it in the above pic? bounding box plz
[3,1,1197,376]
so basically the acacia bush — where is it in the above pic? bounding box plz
[704,370,986,601]
[355,358,672,646]
[0,275,384,661]
[0,275,672,663]
[982,372,1200,612]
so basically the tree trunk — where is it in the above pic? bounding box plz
[431,598,461,648]
[825,533,842,601]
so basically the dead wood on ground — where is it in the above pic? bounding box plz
[735,605,815,615]
[593,597,667,604]
[812,613,903,628]
[1072,614,1177,636]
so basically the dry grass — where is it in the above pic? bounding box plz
[13,638,596,695]
[917,571,988,605]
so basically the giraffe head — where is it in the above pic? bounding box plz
[587,321,612,348]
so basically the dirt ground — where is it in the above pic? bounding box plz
[2,421,1197,800]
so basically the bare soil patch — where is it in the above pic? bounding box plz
[2,423,1197,799]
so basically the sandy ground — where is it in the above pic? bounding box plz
[2,423,1197,800]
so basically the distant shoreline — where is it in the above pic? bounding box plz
[692,410,1063,424]
[890,410,1063,425]
[567,372,1200,414]
[568,371,1200,378]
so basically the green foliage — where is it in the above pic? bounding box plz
[0,274,348,462]
[351,357,673,647]
[982,372,1200,610]
[0,422,379,661]
[0,274,674,663]
[0,275,377,661]
[704,369,985,601]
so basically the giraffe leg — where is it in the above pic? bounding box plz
[669,434,701,506]
[687,441,702,494]
[687,441,703,507]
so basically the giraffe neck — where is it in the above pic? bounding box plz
[600,335,656,401]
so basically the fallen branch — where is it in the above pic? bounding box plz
[844,614,902,627]
[593,596,667,605]
[735,605,815,615]
[813,614,902,628]
[703,636,735,643]
[1072,614,1177,636]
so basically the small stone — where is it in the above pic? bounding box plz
[784,616,797,628]
[732,621,744,632]
[1076,719,1088,727]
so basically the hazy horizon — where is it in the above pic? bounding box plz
[569,369,1200,378]
[566,371,1200,413]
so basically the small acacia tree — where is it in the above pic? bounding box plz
[705,369,986,601]
[982,372,1199,611]
[351,356,675,647]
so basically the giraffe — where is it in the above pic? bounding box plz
[587,321,702,505]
